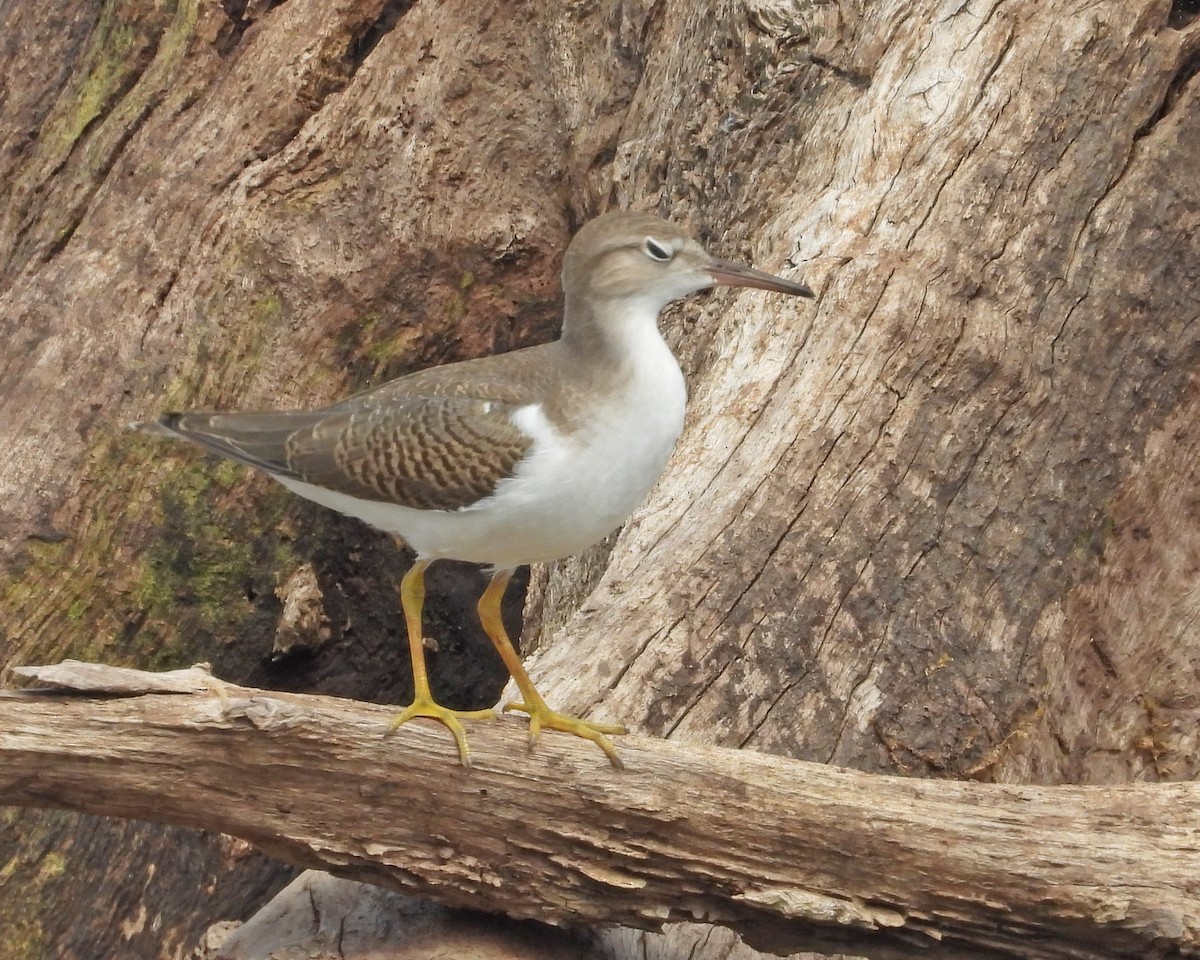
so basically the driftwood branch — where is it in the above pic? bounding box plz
[2,662,1197,960]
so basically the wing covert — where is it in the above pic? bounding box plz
[160,396,534,511]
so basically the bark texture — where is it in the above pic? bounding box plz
[531,0,1200,780]
[1,0,1198,957]
[4,663,1199,960]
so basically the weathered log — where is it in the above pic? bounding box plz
[2,662,1197,960]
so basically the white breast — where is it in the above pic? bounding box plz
[427,312,686,569]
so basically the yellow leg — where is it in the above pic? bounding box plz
[479,570,626,768]
[386,560,494,766]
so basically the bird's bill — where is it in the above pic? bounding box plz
[707,257,814,297]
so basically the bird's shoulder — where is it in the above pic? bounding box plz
[337,341,561,412]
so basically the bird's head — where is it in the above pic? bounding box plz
[561,211,814,314]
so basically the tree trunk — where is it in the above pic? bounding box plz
[1,0,1198,958]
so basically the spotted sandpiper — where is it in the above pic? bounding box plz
[137,211,814,767]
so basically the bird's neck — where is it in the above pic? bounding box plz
[560,292,670,368]
[544,292,685,436]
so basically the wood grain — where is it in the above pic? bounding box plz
[2,662,1197,960]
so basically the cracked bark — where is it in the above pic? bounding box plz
[1,0,1199,959]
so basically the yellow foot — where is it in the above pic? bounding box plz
[386,698,495,768]
[503,701,627,769]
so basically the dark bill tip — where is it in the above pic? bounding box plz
[707,256,815,298]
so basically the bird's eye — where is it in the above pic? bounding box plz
[643,237,674,262]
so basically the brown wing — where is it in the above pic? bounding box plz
[157,394,533,511]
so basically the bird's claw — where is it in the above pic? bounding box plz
[502,700,626,769]
[387,698,495,768]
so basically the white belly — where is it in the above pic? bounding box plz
[276,334,687,570]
